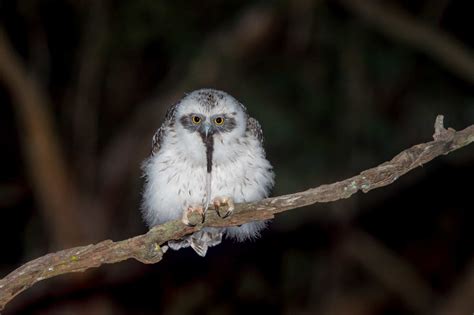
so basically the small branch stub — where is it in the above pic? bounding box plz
[433,115,456,141]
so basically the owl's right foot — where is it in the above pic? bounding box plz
[182,205,205,226]
[213,196,235,219]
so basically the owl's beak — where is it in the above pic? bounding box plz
[203,122,212,138]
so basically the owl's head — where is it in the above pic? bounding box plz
[171,89,249,169]
[175,89,247,143]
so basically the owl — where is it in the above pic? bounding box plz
[141,89,274,256]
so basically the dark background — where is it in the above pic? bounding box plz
[1,0,473,314]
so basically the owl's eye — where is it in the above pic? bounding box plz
[192,116,202,124]
[214,117,225,125]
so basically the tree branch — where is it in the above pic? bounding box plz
[1,115,473,310]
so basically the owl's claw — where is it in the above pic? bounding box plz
[213,197,235,219]
[182,205,205,226]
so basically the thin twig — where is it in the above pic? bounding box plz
[0,115,473,310]
[68,0,109,192]
[340,0,474,85]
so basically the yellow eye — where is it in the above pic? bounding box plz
[192,116,201,124]
[214,117,224,125]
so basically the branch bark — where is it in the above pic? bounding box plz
[1,115,473,310]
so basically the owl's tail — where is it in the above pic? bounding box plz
[167,229,223,257]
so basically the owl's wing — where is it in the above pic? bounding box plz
[151,102,179,155]
[151,126,165,155]
[247,116,264,144]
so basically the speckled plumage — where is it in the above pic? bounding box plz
[141,89,274,256]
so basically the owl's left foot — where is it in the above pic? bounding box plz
[182,205,205,226]
[213,197,235,219]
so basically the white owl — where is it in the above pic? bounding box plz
[141,89,274,256]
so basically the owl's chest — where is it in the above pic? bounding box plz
[155,141,263,205]
[158,156,247,203]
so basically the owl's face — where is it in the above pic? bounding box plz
[176,90,247,140]
[173,89,247,167]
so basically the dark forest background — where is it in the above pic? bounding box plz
[0,0,473,314]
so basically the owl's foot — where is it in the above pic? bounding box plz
[182,205,205,226]
[213,197,235,219]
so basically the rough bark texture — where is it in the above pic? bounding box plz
[0,115,473,310]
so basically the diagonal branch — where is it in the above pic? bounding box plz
[1,115,473,310]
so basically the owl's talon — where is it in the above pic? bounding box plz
[213,197,235,219]
[182,206,205,226]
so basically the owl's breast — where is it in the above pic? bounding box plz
[142,147,208,224]
[172,129,207,166]
[211,138,273,203]
[142,135,273,226]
